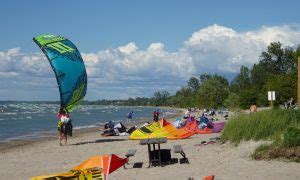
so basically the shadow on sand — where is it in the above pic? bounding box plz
[71,138,127,146]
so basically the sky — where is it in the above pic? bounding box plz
[0,0,300,101]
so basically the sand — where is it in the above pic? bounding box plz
[0,111,299,180]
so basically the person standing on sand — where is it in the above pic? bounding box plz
[184,108,191,119]
[126,111,133,122]
[57,109,69,146]
[249,105,257,113]
[153,109,160,122]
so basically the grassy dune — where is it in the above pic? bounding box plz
[221,109,300,161]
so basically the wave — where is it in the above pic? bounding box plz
[1,112,17,115]
[163,111,177,115]
[0,104,156,142]
[73,125,98,130]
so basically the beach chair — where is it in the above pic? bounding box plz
[173,145,189,164]
[124,149,137,168]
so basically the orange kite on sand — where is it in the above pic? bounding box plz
[73,154,128,176]
[31,154,127,180]
[203,175,215,180]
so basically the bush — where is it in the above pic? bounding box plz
[283,127,300,147]
[252,143,300,162]
[223,93,239,109]
[252,143,272,160]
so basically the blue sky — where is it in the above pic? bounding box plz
[1,0,299,52]
[0,0,300,100]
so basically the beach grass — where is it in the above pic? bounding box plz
[221,109,300,144]
[221,109,300,161]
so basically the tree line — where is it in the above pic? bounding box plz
[85,42,300,109]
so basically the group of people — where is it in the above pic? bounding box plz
[56,107,164,145]
[102,121,127,136]
[249,97,297,112]
[184,107,212,119]
[101,108,162,136]
[174,107,218,129]
[126,108,162,123]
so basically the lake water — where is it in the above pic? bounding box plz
[0,102,178,142]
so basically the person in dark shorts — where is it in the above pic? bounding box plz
[57,109,69,146]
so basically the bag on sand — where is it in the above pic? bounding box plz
[150,149,171,164]
[127,126,136,134]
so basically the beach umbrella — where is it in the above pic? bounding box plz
[73,154,128,177]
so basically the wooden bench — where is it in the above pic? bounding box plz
[124,149,137,169]
[173,145,189,164]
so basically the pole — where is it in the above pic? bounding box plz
[270,100,273,108]
[298,57,300,106]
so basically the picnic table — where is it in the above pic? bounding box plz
[139,137,168,167]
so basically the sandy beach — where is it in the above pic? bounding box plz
[0,111,299,180]
[2,1,300,179]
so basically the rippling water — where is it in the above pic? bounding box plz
[0,102,178,142]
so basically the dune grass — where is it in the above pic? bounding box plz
[221,109,300,144]
[221,109,300,161]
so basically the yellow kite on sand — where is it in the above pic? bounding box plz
[31,168,103,180]
[129,118,195,140]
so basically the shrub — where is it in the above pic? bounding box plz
[283,127,300,147]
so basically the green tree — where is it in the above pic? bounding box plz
[223,93,239,109]
[212,74,229,86]
[247,42,298,107]
[238,88,258,109]
[173,87,194,107]
[196,78,229,108]
[264,74,297,106]
[199,73,212,83]
[154,90,170,106]
[230,66,251,93]
[187,77,200,93]
[127,98,135,106]
[251,63,269,91]
[259,42,296,75]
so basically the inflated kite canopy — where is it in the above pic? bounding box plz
[33,34,87,112]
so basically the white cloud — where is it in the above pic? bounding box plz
[184,24,300,74]
[7,47,20,56]
[245,24,300,47]
[1,24,300,100]
[118,42,138,54]
[0,48,50,77]
[147,43,165,51]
